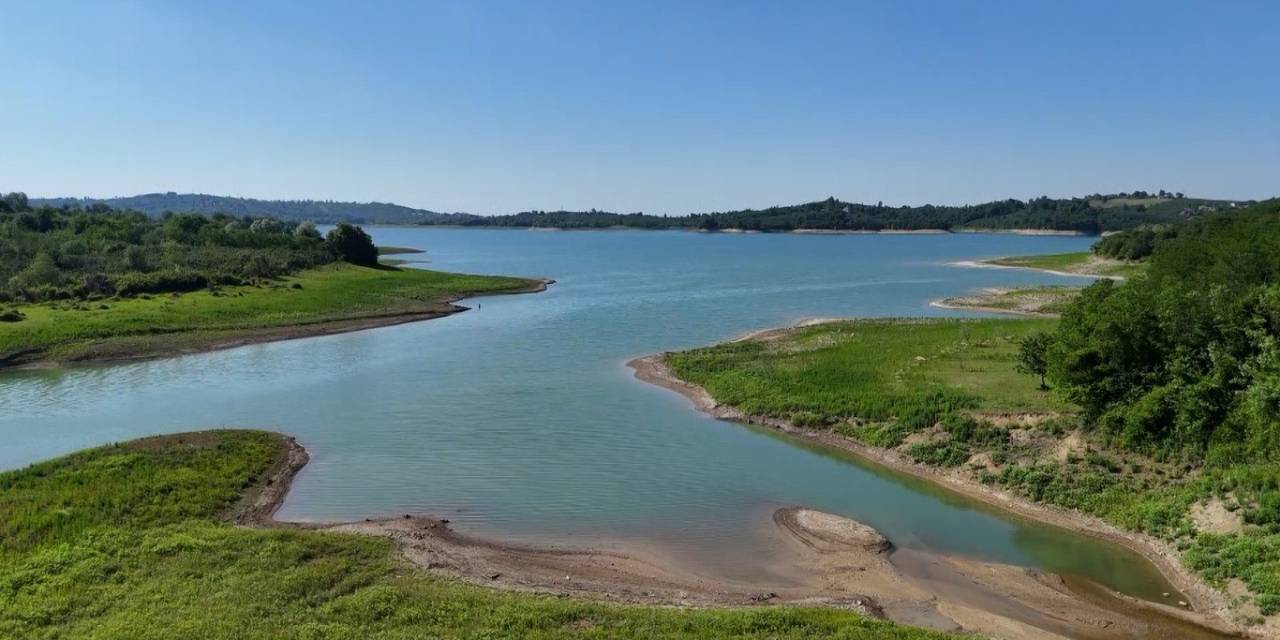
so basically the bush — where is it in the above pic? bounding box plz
[113,270,209,297]
[325,222,378,266]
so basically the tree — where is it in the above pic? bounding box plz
[325,222,378,266]
[2,192,29,213]
[9,252,62,290]
[1016,331,1052,390]
[293,220,320,239]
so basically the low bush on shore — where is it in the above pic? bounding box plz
[0,431,956,639]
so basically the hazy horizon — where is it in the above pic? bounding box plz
[4,1,1278,214]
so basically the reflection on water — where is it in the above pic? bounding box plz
[0,229,1177,600]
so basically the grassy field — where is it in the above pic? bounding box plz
[986,252,1145,278]
[667,318,1067,425]
[665,318,1280,619]
[0,263,537,367]
[0,430,956,640]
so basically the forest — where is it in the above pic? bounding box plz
[0,193,376,305]
[1041,199,1280,460]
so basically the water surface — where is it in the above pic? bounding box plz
[0,229,1173,599]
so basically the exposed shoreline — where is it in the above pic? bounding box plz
[950,258,1126,281]
[929,286,1079,317]
[0,277,554,372]
[927,299,1049,317]
[247,433,1243,640]
[625,351,1248,638]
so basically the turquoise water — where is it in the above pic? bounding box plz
[0,229,1174,598]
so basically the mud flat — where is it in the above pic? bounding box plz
[626,354,1249,639]
[248,432,1245,639]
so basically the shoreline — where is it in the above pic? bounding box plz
[247,433,1243,640]
[624,351,1243,635]
[927,299,1051,317]
[927,286,1078,317]
[950,258,1126,281]
[0,277,554,372]
[378,224,1103,236]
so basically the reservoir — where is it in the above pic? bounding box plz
[0,229,1177,600]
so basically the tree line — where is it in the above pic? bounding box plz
[1021,199,1280,462]
[433,195,1242,233]
[0,194,377,307]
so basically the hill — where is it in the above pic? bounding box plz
[31,192,478,225]
[27,190,1256,232]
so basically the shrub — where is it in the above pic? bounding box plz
[325,222,378,266]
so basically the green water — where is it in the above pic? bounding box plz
[0,229,1180,601]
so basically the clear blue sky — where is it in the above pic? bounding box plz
[2,1,1276,214]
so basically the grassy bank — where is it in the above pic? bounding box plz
[668,318,1067,424]
[0,263,540,367]
[985,252,1143,278]
[0,430,954,639]
[665,319,1279,622]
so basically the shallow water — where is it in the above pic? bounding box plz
[0,229,1178,600]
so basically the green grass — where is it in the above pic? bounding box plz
[667,318,1067,428]
[0,431,956,639]
[987,252,1145,278]
[0,263,536,366]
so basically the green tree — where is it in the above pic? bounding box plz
[1016,331,1052,389]
[325,222,378,266]
[9,252,62,290]
[293,220,320,239]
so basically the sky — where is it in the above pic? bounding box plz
[1,1,1277,215]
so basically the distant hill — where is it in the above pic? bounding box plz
[28,190,1255,233]
[31,193,478,225]
[438,193,1253,234]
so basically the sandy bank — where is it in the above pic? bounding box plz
[950,259,1126,281]
[955,229,1090,237]
[930,286,1076,317]
[246,437,1241,640]
[928,299,1050,317]
[627,354,1251,639]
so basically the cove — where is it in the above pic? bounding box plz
[0,228,1177,601]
